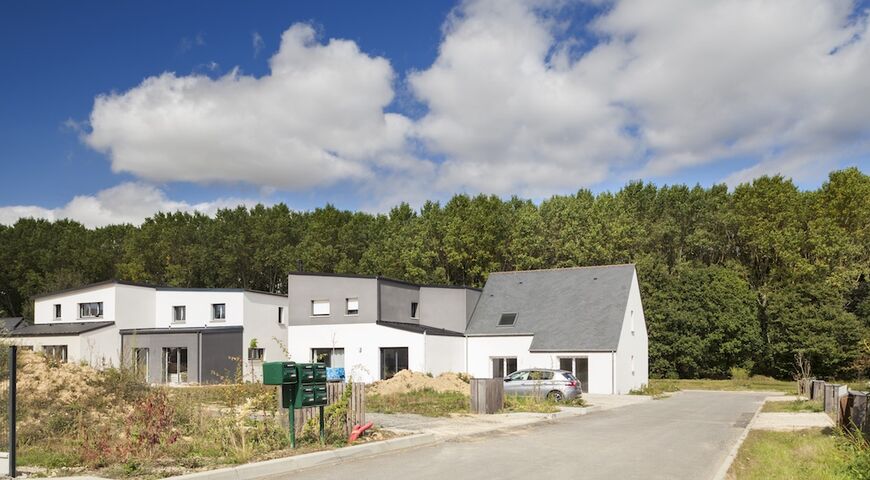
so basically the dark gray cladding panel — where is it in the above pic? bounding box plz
[122,332,200,383]
[201,329,243,384]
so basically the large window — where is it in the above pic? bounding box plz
[173,305,186,323]
[345,298,359,316]
[43,345,68,363]
[133,348,149,380]
[311,300,330,316]
[53,304,61,320]
[162,347,188,384]
[312,348,345,368]
[380,347,408,380]
[212,303,226,321]
[78,302,103,319]
[559,357,589,391]
[491,357,517,378]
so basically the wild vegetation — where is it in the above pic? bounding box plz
[1,168,868,380]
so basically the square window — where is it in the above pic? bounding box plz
[346,298,359,315]
[173,306,186,323]
[212,303,226,320]
[312,300,330,316]
[53,304,61,320]
[498,313,517,326]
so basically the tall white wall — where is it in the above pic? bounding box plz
[243,291,289,381]
[154,290,245,328]
[423,334,465,376]
[613,270,649,394]
[13,335,83,360]
[80,325,122,367]
[288,323,427,383]
[34,284,119,325]
[465,336,616,394]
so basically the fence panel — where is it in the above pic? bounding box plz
[470,378,504,414]
[287,382,365,437]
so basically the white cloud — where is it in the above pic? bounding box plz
[252,31,264,57]
[84,24,424,191]
[0,183,263,228]
[409,0,870,192]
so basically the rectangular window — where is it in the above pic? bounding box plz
[43,345,68,363]
[212,303,226,320]
[248,348,265,361]
[380,347,408,380]
[162,347,188,384]
[78,302,103,319]
[312,300,330,316]
[53,304,61,320]
[491,357,517,378]
[278,306,284,324]
[630,309,635,334]
[312,348,345,368]
[411,302,419,319]
[346,298,359,315]
[173,305,186,323]
[133,348,149,380]
[559,357,589,391]
[498,313,517,326]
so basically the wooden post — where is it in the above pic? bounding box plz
[8,345,16,478]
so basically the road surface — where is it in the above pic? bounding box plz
[285,390,766,480]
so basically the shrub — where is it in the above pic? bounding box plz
[730,367,750,381]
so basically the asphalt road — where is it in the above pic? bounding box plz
[287,391,766,480]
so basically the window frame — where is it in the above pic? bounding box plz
[78,302,103,319]
[43,345,68,363]
[491,356,518,378]
[212,303,226,321]
[278,306,284,324]
[345,298,359,316]
[172,305,186,323]
[311,347,346,368]
[248,347,265,361]
[311,300,330,317]
[53,304,62,320]
[497,313,517,327]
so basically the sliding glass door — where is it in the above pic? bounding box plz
[380,347,408,380]
[162,347,188,384]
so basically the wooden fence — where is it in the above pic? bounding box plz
[470,378,504,414]
[801,377,870,438]
[278,382,365,436]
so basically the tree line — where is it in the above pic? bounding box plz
[1,168,867,380]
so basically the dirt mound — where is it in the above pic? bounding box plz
[367,370,470,396]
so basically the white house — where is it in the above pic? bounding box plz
[286,273,479,383]
[464,264,649,394]
[10,280,287,383]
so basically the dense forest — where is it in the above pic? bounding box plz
[1,168,868,380]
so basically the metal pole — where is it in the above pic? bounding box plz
[9,345,17,478]
[289,404,296,449]
[319,405,325,445]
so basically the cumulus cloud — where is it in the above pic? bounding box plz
[84,24,424,191]
[409,0,870,192]
[0,183,263,228]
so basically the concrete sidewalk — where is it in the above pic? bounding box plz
[751,412,833,431]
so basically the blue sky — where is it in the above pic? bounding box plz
[1,0,868,226]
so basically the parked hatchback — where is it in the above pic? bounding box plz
[503,368,581,401]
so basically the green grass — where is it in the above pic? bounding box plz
[649,376,797,394]
[761,399,823,413]
[500,395,560,413]
[728,429,870,480]
[366,389,470,417]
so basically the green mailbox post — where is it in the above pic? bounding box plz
[262,361,328,448]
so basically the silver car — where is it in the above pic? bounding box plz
[503,368,581,401]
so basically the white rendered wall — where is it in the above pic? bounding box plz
[613,270,649,394]
[423,334,465,376]
[243,291,289,381]
[79,325,122,367]
[154,290,245,328]
[114,284,156,329]
[12,335,82,362]
[288,323,427,383]
[465,335,616,394]
[34,284,119,325]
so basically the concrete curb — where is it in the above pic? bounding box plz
[166,433,438,480]
[710,399,765,480]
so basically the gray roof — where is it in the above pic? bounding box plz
[0,317,27,333]
[9,321,115,337]
[465,265,636,351]
[377,320,465,337]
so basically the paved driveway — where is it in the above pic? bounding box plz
[286,391,767,480]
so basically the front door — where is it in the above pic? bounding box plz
[380,347,408,380]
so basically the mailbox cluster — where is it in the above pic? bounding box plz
[263,361,329,447]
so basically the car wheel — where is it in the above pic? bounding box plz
[547,390,564,402]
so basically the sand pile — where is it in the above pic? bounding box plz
[367,370,470,395]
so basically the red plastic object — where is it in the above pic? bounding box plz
[348,421,374,443]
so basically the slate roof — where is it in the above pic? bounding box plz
[465,265,636,351]
[0,317,27,333]
[376,320,465,337]
[9,321,115,337]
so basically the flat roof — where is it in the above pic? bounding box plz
[33,279,286,299]
[119,325,243,335]
[376,320,465,337]
[10,321,115,337]
[288,271,481,291]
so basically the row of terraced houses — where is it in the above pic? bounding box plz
[3,264,648,394]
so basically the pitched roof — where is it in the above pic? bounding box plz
[376,320,465,337]
[9,321,115,337]
[0,317,27,333]
[465,264,636,351]
[33,279,286,299]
